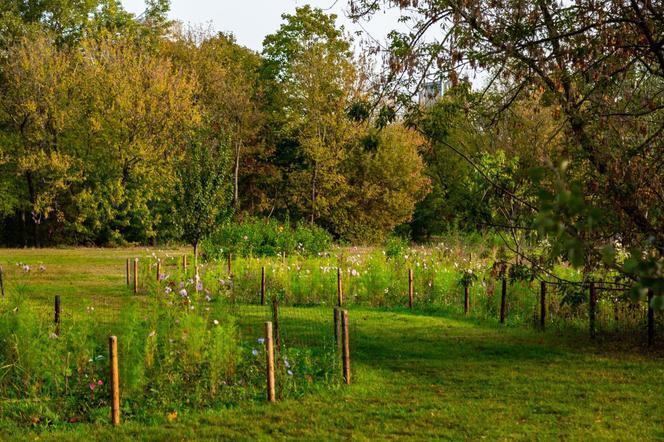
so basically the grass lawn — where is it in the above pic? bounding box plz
[1,248,663,440]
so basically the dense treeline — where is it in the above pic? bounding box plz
[349,0,663,304]
[0,0,662,305]
[0,2,429,246]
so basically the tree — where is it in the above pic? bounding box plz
[174,138,232,273]
[262,6,356,224]
[350,0,664,303]
[0,35,82,245]
[333,124,431,242]
[0,33,201,245]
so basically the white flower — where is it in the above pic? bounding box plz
[213,319,219,325]
[258,338,265,344]
[287,370,293,376]
[165,287,172,294]
[148,330,156,337]
[22,264,31,272]
[179,289,188,297]
[252,348,259,356]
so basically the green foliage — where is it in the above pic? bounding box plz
[383,235,408,260]
[202,217,332,259]
[174,138,233,254]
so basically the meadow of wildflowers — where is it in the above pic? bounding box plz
[0,240,657,430]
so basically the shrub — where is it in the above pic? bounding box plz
[202,217,332,259]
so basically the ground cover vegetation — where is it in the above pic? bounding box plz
[0,246,661,439]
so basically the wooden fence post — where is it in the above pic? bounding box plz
[464,283,470,315]
[337,267,343,307]
[589,282,597,339]
[408,268,414,309]
[334,307,341,349]
[272,298,281,352]
[0,265,4,298]
[125,259,130,286]
[54,295,61,336]
[540,281,546,330]
[500,277,507,324]
[133,258,139,295]
[156,259,161,282]
[341,310,351,384]
[261,266,266,306]
[109,336,120,426]
[265,322,276,402]
[647,289,655,346]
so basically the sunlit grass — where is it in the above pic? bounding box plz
[0,247,662,440]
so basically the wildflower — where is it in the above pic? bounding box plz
[196,281,203,291]
[219,279,226,285]
[48,332,58,340]
[22,264,30,272]
[97,380,103,386]
[257,338,265,344]
[287,370,293,376]
[243,235,248,240]
[39,264,46,272]
[350,269,359,277]
[95,355,104,360]
[179,281,185,288]
[205,294,212,302]
[148,330,156,338]
[165,287,172,295]
[179,289,188,297]
[252,348,259,356]
[189,305,195,310]
[159,273,168,281]
[283,358,290,368]
[213,319,219,325]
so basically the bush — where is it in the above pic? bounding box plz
[202,217,332,259]
[383,235,408,259]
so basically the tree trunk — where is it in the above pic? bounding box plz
[311,163,317,224]
[234,143,241,209]
[25,172,39,247]
[193,242,199,278]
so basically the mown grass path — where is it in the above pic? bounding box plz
[1,249,663,440]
